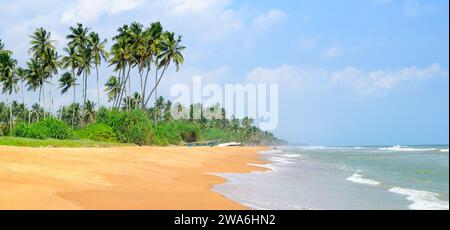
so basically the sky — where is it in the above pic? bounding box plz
[0,0,448,146]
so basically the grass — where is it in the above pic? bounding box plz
[0,136,134,148]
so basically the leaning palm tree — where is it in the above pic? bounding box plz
[110,36,132,109]
[144,32,185,107]
[89,32,109,109]
[61,46,82,103]
[141,22,163,109]
[58,72,77,127]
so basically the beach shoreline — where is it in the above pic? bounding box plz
[0,145,270,210]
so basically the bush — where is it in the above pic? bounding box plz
[74,123,118,143]
[97,109,153,145]
[153,121,200,146]
[199,127,237,143]
[10,118,72,140]
[0,123,9,136]
[35,118,73,139]
[10,122,46,139]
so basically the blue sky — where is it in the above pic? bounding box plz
[0,0,448,145]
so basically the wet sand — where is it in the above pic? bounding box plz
[0,146,268,210]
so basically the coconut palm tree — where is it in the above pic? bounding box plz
[28,28,55,61]
[43,49,61,114]
[0,52,18,130]
[14,67,28,104]
[144,32,185,107]
[83,100,96,125]
[66,23,91,107]
[88,32,109,109]
[61,46,82,102]
[59,72,77,127]
[25,59,46,109]
[28,28,57,114]
[110,36,132,109]
[104,75,120,106]
[142,22,163,109]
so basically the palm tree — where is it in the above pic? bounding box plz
[104,76,120,106]
[30,103,44,123]
[28,28,55,61]
[28,28,57,114]
[144,32,185,107]
[66,23,91,107]
[25,59,46,111]
[83,100,96,125]
[0,52,18,130]
[110,26,133,109]
[58,72,77,127]
[43,49,61,114]
[61,46,82,102]
[142,22,163,109]
[14,67,28,104]
[89,32,109,109]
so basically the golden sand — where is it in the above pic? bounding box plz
[0,146,269,210]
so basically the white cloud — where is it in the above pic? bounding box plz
[245,64,448,94]
[170,0,231,14]
[322,45,342,59]
[60,0,144,24]
[251,9,287,32]
[402,0,437,17]
[245,65,328,92]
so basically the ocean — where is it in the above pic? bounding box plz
[212,145,449,210]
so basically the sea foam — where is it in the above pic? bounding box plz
[379,145,437,152]
[388,187,449,210]
[346,172,381,186]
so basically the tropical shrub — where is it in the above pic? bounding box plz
[97,108,153,145]
[10,122,46,139]
[34,118,73,139]
[199,127,238,143]
[153,121,200,145]
[74,123,118,142]
[0,123,8,136]
[10,118,72,140]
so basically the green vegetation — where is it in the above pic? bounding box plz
[11,118,72,140]
[73,123,118,143]
[97,109,153,145]
[0,136,128,148]
[0,23,285,148]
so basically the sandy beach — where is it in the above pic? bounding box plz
[0,146,269,210]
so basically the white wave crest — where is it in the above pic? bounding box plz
[389,187,449,210]
[346,173,381,186]
[440,148,449,153]
[379,145,437,152]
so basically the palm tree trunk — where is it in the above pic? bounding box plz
[144,62,168,108]
[155,66,159,107]
[83,72,87,107]
[21,80,25,105]
[42,83,46,119]
[116,64,131,110]
[38,85,42,121]
[142,66,151,109]
[96,64,100,110]
[72,69,76,129]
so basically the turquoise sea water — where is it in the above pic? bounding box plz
[213,145,449,210]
